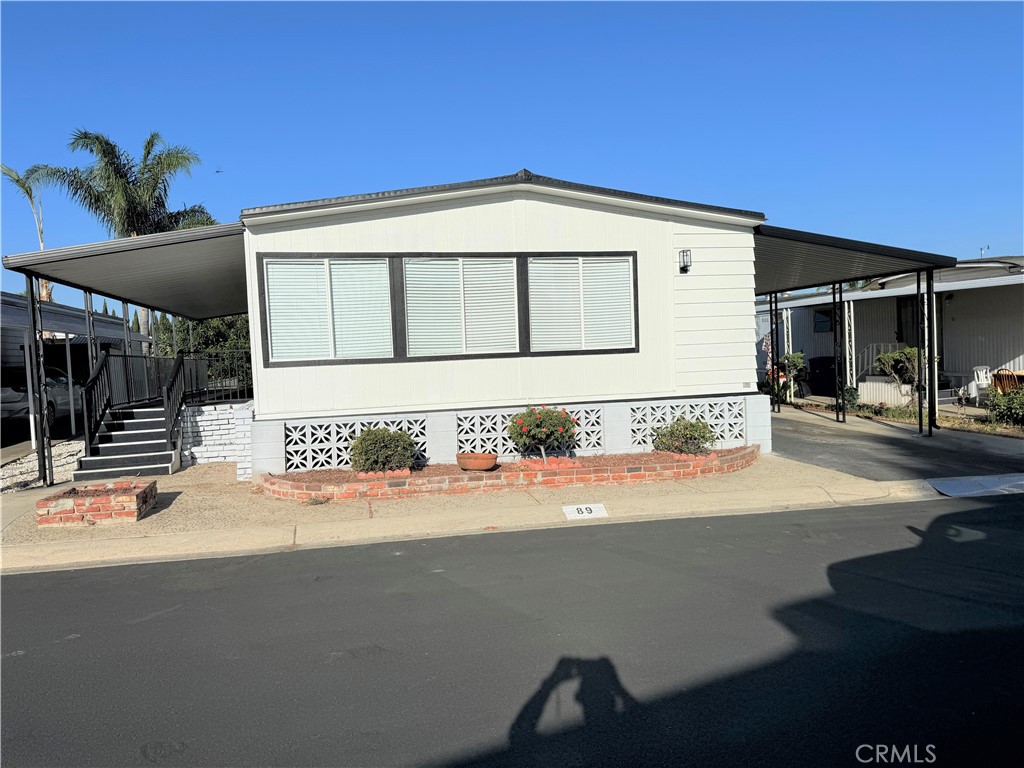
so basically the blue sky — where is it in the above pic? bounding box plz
[2,1,1022,309]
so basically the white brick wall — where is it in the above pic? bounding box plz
[180,400,254,480]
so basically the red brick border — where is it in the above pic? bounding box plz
[35,481,158,526]
[262,445,760,501]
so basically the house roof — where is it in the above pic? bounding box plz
[1,291,151,342]
[752,225,958,295]
[240,169,768,224]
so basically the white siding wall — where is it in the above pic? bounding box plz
[246,192,758,420]
[941,284,1024,378]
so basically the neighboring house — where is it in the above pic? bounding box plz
[3,171,957,479]
[756,257,1024,404]
[1,290,150,443]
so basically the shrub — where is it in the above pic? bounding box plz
[350,428,417,472]
[507,405,576,461]
[844,386,860,410]
[987,389,1024,426]
[652,417,716,456]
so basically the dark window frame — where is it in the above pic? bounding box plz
[256,251,640,369]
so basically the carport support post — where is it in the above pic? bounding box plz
[921,274,929,436]
[770,293,781,413]
[83,290,97,368]
[26,276,53,486]
[122,301,131,355]
[64,333,75,435]
[832,284,845,423]
[927,268,938,435]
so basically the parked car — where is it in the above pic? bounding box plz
[1,366,81,429]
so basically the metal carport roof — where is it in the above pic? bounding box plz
[2,223,246,320]
[753,225,957,295]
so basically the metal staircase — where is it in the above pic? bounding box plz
[73,351,188,482]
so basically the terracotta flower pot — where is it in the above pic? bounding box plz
[456,452,498,471]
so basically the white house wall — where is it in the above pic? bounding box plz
[245,192,759,421]
[941,283,1024,378]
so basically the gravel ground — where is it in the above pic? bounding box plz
[1,440,84,494]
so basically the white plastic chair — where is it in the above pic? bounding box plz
[973,366,992,405]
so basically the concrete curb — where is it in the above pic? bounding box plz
[0,479,942,574]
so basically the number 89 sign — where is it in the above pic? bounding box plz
[562,503,609,520]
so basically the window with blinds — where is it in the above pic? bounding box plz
[265,258,393,361]
[528,256,634,352]
[404,257,518,357]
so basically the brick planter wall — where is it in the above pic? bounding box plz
[35,480,158,526]
[262,445,759,501]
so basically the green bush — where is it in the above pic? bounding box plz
[350,428,417,472]
[652,417,716,456]
[507,406,576,461]
[844,386,860,410]
[987,389,1024,426]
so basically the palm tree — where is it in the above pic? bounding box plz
[1,163,52,301]
[33,129,217,348]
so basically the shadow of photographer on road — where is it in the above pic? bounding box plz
[508,656,638,749]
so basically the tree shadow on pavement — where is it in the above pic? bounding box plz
[430,502,1024,767]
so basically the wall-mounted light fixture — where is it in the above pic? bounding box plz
[678,249,692,274]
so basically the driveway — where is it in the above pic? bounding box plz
[772,407,1024,481]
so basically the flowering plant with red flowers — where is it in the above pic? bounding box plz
[507,405,577,461]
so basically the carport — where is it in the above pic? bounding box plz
[753,225,957,433]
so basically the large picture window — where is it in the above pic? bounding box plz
[260,251,637,367]
[265,258,393,362]
[404,257,519,357]
[528,255,634,352]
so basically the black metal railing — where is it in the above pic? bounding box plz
[162,352,187,451]
[82,348,254,456]
[184,348,253,404]
[81,352,111,458]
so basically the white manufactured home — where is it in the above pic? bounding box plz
[4,171,957,481]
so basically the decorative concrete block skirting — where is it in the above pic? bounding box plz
[35,481,158,525]
[261,445,759,501]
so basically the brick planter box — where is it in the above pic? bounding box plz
[262,445,759,501]
[35,480,158,526]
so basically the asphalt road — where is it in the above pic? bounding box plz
[3,497,1022,768]
[772,410,1024,481]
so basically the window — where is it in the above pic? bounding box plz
[813,309,833,333]
[265,258,392,361]
[260,251,637,366]
[528,255,634,352]
[404,257,518,357]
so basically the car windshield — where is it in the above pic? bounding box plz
[1,368,28,391]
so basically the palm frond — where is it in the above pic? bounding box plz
[162,203,218,230]
[1,163,35,202]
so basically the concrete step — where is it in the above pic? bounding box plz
[72,464,174,482]
[90,439,169,457]
[96,418,165,434]
[93,428,165,444]
[79,450,176,471]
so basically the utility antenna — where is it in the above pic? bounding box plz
[980,245,989,258]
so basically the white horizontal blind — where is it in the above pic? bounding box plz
[528,257,582,351]
[330,259,393,359]
[463,258,518,354]
[405,258,463,356]
[266,261,331,360]
[583,257,634,348]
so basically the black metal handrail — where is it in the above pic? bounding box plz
[81,352,111,458]
[184,348,253,404]
[162,352,187,451]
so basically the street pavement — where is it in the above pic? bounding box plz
[2,495,1021,767]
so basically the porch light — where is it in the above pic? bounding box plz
[678,249,692,274]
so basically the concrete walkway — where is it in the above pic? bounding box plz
[0,455,939,574]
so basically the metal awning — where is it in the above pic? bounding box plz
[2,223,246,320]
[754,225,957,295]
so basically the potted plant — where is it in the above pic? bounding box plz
[455,452,499,471]
[506,405,577,464]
